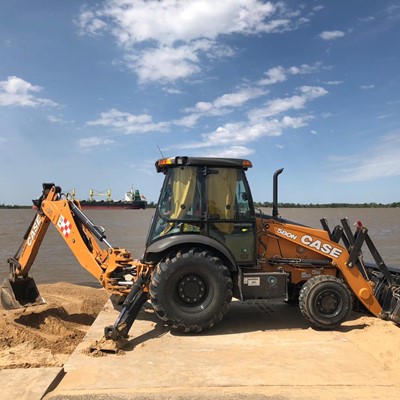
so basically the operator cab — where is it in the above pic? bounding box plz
[146,156,256,265]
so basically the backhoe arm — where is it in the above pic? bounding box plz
[1,183,153,348]
[2,183,147,309]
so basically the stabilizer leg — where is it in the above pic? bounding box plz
[104,274,149,342]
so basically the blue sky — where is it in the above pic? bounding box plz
[1,0,399,205]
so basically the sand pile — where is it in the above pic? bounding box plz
[0,282,108,369]
[341,313,400,375]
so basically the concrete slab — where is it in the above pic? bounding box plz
[44,300,399,399]
[0,367,63,400]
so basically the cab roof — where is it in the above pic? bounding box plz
[155,156,252,173]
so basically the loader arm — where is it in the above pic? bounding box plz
[269,218,400,322]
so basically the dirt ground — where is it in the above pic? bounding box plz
[0,282,109,369]
[340,312,400,375]
[0,282,399,375]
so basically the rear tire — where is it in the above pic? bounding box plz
[299,275,352,329]
[149,248,232,332]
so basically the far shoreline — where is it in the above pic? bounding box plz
[1,202,399,209]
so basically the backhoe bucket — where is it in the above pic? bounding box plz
[0,277,45,310]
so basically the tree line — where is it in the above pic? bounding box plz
[253,202,400,208]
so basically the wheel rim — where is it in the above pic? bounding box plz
[174,273,212,312]
[315,288,342,317]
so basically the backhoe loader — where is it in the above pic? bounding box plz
[1,156,400,350]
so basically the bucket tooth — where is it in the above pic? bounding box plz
[0,277,45,310]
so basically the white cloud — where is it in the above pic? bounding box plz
[204,120,284,146]
[251,95,307,120]
[329,133,400,182]
[87,108,169,134]
[81,0,278,45]
[249,85,328,121]
[78,136,114,149]
[47,115,73,124]
[179,113,314,151]
[214,87,265,108]
[360,84,375,90]
[287,62,322,75]
[319,30,345,40]
[359,16,375,23]
[218,89,262,110]
[162,87,184,95]
[175,63,324,128]
[258,66,287,85]
[88,67,328,152]
[175,84,327,150]
[47,115,63,123]
[262,19,291,33]
[79,0,312,83]
[173,113,202,128]
[324,80,343,85]
[300,85,328,99]
[377,114,392,120]
[258,62,322,86]
[207,145,254,158]
[320,112,334,118]
[77,10,106,35]
[175,86,266,127]
[125,43,204,84]
[0,76,57,107]
[172,120,279,150]
[281,115,313,128]
[313,6,324,13]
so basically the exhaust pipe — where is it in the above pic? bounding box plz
[272,168,284,218]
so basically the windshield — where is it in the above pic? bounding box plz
[148,167,202,240]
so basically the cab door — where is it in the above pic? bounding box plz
[206,167,256,265]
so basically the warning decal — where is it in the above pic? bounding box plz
[244,277,260,286]
[57,215,72,238]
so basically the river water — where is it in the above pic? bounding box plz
[0,208,399,286]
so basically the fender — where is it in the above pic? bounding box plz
[144,234,237,271]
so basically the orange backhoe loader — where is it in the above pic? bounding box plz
[1,156,399,349]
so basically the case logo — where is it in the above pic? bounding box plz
[27,215,42,246]
[300,235,343,259]
[276,228,343,259]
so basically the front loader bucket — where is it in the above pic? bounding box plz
[0,277,45,310]
[372,267,400,325]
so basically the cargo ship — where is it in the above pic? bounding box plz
[78,188,147,210]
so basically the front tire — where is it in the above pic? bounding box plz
[149,248,233,332]
[299,275,352,329]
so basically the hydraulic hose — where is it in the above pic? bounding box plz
[68,200,112,248]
